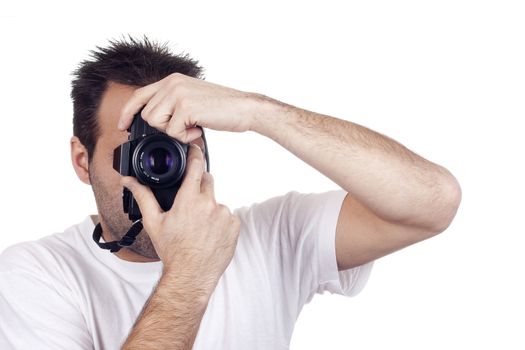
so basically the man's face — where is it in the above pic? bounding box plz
[88,81,206,260]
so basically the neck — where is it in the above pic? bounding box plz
[90,215,160,263]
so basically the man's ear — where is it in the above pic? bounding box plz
[71,136,91,185]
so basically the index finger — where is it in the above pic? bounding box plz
[118,80,163,130]
[120,176,163,221]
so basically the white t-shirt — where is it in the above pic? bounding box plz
[0,189,374,349]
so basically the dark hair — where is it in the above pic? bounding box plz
[70,34,205,163]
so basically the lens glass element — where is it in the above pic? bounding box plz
[146,148,173,175]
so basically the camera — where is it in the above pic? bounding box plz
[113,107,210,221]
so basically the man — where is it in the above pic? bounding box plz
[0,35,461,349]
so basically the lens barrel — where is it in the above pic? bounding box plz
[131,134,187,188]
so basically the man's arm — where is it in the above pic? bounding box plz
[121,263,216,350]
[248,95,462,269]
[119,144,241,349]
[116,72,460,272]
[116,73,460,231]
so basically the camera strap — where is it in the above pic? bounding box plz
[92,219,144,253]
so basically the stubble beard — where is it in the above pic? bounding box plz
[88,167,159,260]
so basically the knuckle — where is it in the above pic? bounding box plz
[165,120,178,134]
[169,83,181,96]
[176,97,188,110]
[169,72,181,79]
[217,204,231,216]
[203,199,216,212]
[168,73,183,86]
[141,106,151,119]
[170,81,187,96]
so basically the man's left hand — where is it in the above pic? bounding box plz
[117,73,260,143]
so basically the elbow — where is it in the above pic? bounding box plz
[429,175,462,234]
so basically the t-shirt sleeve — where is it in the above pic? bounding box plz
[245,189,373,303]
[0,245,93,350]
[305,189,374,298]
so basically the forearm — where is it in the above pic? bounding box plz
[249,94,461,231]
[121,265,215,350]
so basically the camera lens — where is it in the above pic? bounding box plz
[132,134,186,188]
[146,148,173,175]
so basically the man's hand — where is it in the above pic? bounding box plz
[117,73,260,144]
[120,142,241,288]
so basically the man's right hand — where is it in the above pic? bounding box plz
[120,143,241,288]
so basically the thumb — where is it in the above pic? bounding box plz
[120,176,163,220]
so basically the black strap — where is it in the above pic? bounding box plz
[92,220,144,253]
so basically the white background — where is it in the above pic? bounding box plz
[1,1,524,348]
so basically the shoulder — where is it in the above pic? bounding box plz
[233,190,297,214]
[235,189,346,221]
[233,189,346,224]
[231,189,347,253]
[0,220,87,278]
[0,224,95,349]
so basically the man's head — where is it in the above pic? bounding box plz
[70,35,206,260]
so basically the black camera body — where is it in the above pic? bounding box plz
[113,108,210,221]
